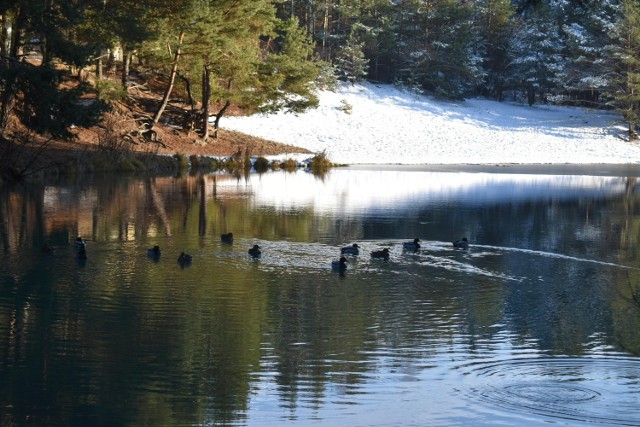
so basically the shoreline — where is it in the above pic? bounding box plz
[344,163,640,176]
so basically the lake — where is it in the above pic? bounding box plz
[1,166,639,426]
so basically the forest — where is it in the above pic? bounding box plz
[1,0,640,161]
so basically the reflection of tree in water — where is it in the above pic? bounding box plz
[2,173,640,424]
[147,178,172,236]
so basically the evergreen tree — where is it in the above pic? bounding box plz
[259,18,325,113]
[81,0,162,87]
[558,0,618,106]
[506,2,566,105]
[612,0,640,139]
[334,31,369,83]
[186,0,276,140]
[398,0,479,99]
[0,0,107,138]
[136,0,202,129]
[334,0,398,82]
[472,0,516,100]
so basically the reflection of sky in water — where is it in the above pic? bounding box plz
[214,169,627,214]
[9,171,640,427]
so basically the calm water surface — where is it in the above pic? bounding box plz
[1,167,640,426]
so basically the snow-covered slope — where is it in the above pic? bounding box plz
[222,82,640,165]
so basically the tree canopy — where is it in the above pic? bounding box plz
[3,0,640,140]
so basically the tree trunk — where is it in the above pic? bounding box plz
[629,120,638,140]
[108,48,117,77]
[323,0,329,57]
[201,64,211,140]
[152,30,185,128]
[212,100,231,139]
[0,60,16,137]
[121,49,132,89]
[212,80,232,139]
[41,0,55,65]
[0,9,26,136]
[527,85,535,106]
[307,0,315,43]
[0,14,8,58]
[96,53,103,80]
[178,74,196,111]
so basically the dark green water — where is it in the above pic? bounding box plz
[1,168,639,426]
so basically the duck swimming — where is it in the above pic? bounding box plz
[341,243,360,255]
[75,237,86,250]
[453,237,469,249]
[221,232,234,244]
[371,248,390,259]
[403,238,421,251]
[248,245,261,257]
[147,245,161,257]
[177,252,193,265]
[332,256,348,271]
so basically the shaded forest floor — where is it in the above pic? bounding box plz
[69,70,311,157]
[3,68,313,181]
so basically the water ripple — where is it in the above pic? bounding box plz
[458,356,640,425]
[472,244,640,270]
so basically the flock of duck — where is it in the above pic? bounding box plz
[332,237,469,272]
[175,233,261,266]
[42,234,470,271]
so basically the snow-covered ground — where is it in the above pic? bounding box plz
[222,82,640,165]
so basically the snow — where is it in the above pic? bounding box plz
[222,82,640,165]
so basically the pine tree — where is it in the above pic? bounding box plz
[188,0,277,140]
[557,0,618,107]
[472,0,516,100]
[82,0,161,87]
[0,0,107,138]
[333,0,398,82]
[398,0,479,99]
[259,18,325,113]
[334,32,369,83]
[612,0,640,139]
[506,2,566,105]
[140,0,198,129]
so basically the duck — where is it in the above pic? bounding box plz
[41,243,55,254]
[221,232,234,244]
[340,243,360,255]
[177,252,193,264]
[332,256,348,271]
[371,248,390,259]
[77,247,87,259]
[248,244,261,257]
[147,245,161,257]
[453,237,469,250]
[402,238,421,251]
[74,236,86,250]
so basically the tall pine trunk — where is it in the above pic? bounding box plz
[0,9,25,137]
[121,49,132,89]
[201,64,211,140]
[152,30,185,128]
[96,48,105,80]
[322,0,329,57]
[0,15,8,58]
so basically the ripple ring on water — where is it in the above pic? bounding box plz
[459,357,640,426]
[498,382,600,403]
